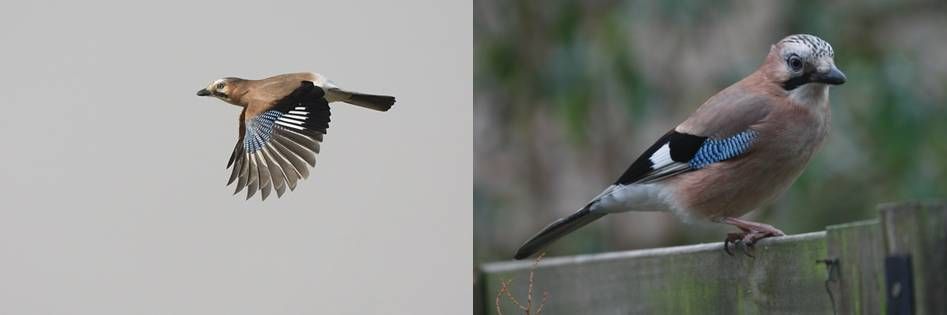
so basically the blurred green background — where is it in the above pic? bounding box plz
[474,0,947,266]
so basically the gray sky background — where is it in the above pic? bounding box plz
[0,1,471,314]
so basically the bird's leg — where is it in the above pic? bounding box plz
[720,217,785,257]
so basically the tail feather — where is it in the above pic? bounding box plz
[342,91,395,112]
[513,206,606,260]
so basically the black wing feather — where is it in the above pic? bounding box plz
[615,130,707,185]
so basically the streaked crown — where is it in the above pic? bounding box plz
[778,34,834,59]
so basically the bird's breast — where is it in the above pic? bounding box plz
[672,102,831,220]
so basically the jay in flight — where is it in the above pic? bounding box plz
[514,34,846,259]
[197,72,394,200]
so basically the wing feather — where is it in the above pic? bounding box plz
[272,133,317,166]
[267,142,299,191]
[270,138,310,179]
[227,146,244,185]
[279,128,319,151]
[263,148,287,198]
[234,152,250,194]
[255,153,272,200]
[246,154,258,199]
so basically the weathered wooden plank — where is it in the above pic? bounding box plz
[880,201,947,315]
[826,219,886,314]
[482,232,833,315]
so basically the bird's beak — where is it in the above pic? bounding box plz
[814,66,846,85]
[196,88,211,96]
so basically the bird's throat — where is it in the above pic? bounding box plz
[788,83,828,106]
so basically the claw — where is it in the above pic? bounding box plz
[720,217,784,258]
[723,232,743,256]
[741,242,755,258]
[723,231,758,258]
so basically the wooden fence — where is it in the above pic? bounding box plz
[478,201,946,314]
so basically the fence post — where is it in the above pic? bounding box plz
[880,201,947,314]
[826,219,886,314]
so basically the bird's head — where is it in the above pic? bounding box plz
[765,34,846,98]
[197,77,243,104]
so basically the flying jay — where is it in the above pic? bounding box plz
[196,72,395,200]
[514,34,846,259]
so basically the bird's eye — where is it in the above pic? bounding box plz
[216,82,226,90]
[788,55,803,72]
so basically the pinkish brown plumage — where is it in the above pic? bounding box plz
[515,34,845,259]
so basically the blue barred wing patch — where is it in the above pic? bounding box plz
[244,110,283,154]
[688,130,759,169]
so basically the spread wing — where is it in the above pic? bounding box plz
[227,81,331,200]
[614,129,759,185]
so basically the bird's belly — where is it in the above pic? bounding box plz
[670,128,826,220]
[676,160,804,219]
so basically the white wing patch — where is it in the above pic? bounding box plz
[649,143,674,167]
[639,142,691,184]
[282,114,308,120]
[275,121,304,130]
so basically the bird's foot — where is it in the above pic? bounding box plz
[724,232,754,257]
[720,217,785,257]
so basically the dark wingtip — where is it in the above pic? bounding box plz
[512,236,542,260]
[513,249,531,260]
[511,206,605,260]
[380,97,396,111]
[350,94,395,112]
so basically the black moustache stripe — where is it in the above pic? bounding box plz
[782,75,810,91]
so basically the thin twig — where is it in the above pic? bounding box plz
[501,279,527,310]
[495,252,548,314]
[525,252,546,314]
[526,266,534,313]
[535,290,549,315]
[496,280,507,315]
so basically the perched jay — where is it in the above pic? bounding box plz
[196,72,395,200]
[514,34,846,259]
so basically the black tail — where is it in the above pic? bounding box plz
[513,206,607,260]
[343,92,396,112]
